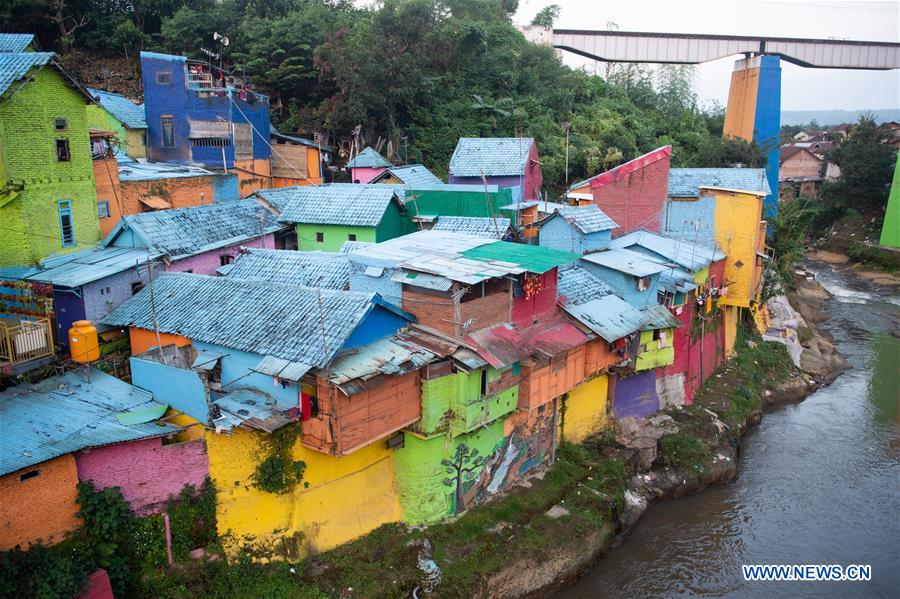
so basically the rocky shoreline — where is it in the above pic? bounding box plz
[476,269,848,599]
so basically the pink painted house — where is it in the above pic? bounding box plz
[76,436,209,515]
[448,137,543,201]
[346,147,392,184]
[567,146,672,237]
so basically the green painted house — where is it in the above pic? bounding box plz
[634,304,681,371]
[402,184,514,224]
[261,184,412,252]
[0,50,99,270]
[85,87,147,159]
[880,157,900,248]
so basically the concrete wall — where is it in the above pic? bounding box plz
[131,353,210,422]
[81,266,149,331]
[350,166,386,184]
[611,370,659,419]
[75,437,209,515]
[129,327,191,354]
[540,218,587,255]
[581,261,660,307]
[559,375,609,443]
[780,151,822,180]
[0,68,99,267]
[714,190,764,308]
[663,194,718,247]
[297,223,375,252]
[589,150,670,237]
[165,233,274,276]
[0,455,80,550]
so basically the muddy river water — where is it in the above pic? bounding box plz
[556,265,900,598]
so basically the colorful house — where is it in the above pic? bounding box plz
[0,33,35,52]
[370,163,442,187]
[634,304,680,371]
[141,51,275,197]
[448,137,543,201]
[346,147,391,183]
[262,185,410,252]
[500,199,569,238]
[572,146,672,237]
[0,51,99,269]
[430,215,513,239]
[85,87,147,158]
[539,204,618,255]
[270,127,327,187]
[0,369,184,550]
[220,247,349,289]
[580,248,670,308]
[402,183,514,226]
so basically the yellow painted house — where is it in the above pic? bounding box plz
[559,375,609,444]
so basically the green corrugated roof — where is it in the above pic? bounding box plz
[461,241,579,274]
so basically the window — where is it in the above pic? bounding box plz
[156,71,172,84]
[19,470,40,481]
[220,254,234,266]
[131,281,145,295]
[191,138,231,147]
[637,275,651,291]
[57,200,75,247]
[347,234,357,241]
[98,201,110,219]
[161,115,175,148]
[315,232,324,243]
[54,117,68,131]
[56,139,71,161]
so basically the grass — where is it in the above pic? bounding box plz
[657,432,710,474]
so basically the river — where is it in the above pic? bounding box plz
[556,264,900,598]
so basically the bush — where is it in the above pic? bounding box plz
[658,432,710,474]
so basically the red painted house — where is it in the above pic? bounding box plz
[568,146,672,237]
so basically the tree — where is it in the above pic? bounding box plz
[826,114,896,210]
[530,4,560,28]
[441,443,486,514]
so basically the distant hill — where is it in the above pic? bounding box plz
[781,109,900,127]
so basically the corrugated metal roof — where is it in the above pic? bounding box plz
[375,164,443,187]
[270,125,334,151]
[561,295,646,342]
[0,369,180,476]
[391,270,454,291]
[251,356,312,382]
[191,349,224,371]
[581,248,670,277]
[223,248,349,290]
[639,304,682,331]
[432,216,511,239]
[0,52,53,96]
[556,265,615,305]
[22,247,155,288]
[348,230,493,269]
[112,200,281,260]
[102,272,396,368]
[212,388,294,433]
[612,229,725,271]
[461,241,579,274]
[658,269,698,294]
[329,335,435,391]
[449,137,534,177]
[340,240,374,253]
[543,205,618,233]
[0,34,34,53]
[346,147,391,169]
[668,168,771,198]
[87,87,147,129]
[117,153,217,181]
[263,185,402,227]
[467,317,590,368]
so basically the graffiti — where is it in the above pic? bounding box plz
[441,444,486,514]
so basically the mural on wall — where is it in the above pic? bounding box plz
[442,443,486,514]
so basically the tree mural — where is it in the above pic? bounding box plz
[442,443,486,514]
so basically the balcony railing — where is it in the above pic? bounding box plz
[0,317,54,366]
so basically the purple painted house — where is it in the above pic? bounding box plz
[448,137,543,201]
[346,147,391,184]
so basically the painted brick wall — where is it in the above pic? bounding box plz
[663,193,718,247]
[0,454,81,550]
[590,153,670,237]
[0,68,99,267]
[82,266,149,331]
[459,289,511,336]
[76,437,209,515]
[511,271,557,327]
[165,233,274,276]
[297,223,375,252]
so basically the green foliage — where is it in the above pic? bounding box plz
[826,114,897,210]
[76,481,138,595]
[658,432,710,474]
[530,4,560,28]
[0,540,93,599]
[165,479,219,560]
[252,422,307,494]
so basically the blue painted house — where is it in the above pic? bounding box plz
[140,51,271,195]
[220,247,350,290]
[580,248,670,308]
[539,205,618,255]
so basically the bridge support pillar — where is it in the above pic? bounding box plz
[724,55,781,217]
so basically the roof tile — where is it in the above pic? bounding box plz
[449,137,535,177]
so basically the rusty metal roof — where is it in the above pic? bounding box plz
[467,317,591,368]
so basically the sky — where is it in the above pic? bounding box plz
[512,0,900,111]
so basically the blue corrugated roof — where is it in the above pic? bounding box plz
[340,240,374,253]
[374,164,443,187]
[543,205,618,234]
[612,229,724,272]
[668,168,771,198]
[22,247,155,288]
[223,248,349,290]
[0,34,34,53]
[0,52,53,96]
[102,272,404,368]
[87,87,147,129]
[639,304,682,331]
[449,137,534,177]
[432,216,511,239]
[563,295,646,343]
[581,248,670,278]
[0,369,180,476]
[110,199,282,260]
[556,265,615,305]
[658,269,698,294]
[346,147,391,169]
[117,152,217,181]
[265,185,403,227]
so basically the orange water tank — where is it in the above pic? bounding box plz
[69,320,100,363]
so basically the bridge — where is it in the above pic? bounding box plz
[521,27,900,215]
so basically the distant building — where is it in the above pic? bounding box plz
[539,204,618,255]
[86,87,148,158]
[370,163,443,187]
[346,147,391,183]
[448,137,542,201]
